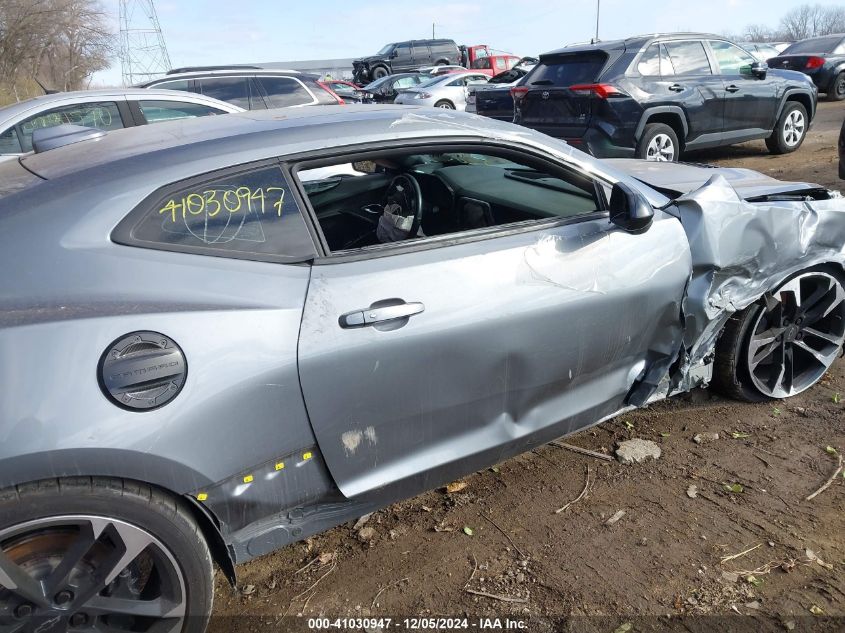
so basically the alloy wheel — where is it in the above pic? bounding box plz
[837,75,845,98]
[645,133,675,161]
[0,515,187,633]
[782,110,806,148]
[746,272,845,398]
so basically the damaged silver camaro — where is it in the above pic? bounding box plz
[0,105,843,630]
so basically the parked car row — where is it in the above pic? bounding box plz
[471,33,817,162]
[351,38,519,83]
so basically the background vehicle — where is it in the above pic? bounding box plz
[0,88,241,160]
[322,79,364,103]
[1,106,843,632]
[768,34,845,101]
[466,53,521,76]
[352,41,501,83]
[839,117,845,179]
[353,39,461,83]
[140,67,345,108]
[513,33,817,161]
[359,73,426,103]
[466,61,537,116]
[740,41,783,61]
[393,72,489,109]
[416,64,466,75]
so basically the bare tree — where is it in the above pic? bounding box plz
[0,0,114,102]
[743,24,777,42]
[780,3,845,40]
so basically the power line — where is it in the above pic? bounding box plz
[119,0,172,86]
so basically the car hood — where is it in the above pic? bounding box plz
[354,56,385,65]
[605,159,823,200]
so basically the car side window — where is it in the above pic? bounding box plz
[663,41,712,75]
[256,77,314,107]
[116,163,316,262]
[472,58,492,69]
[0,127,23,154]
[709,40,756,74]
[150,79,190,92]
[637,44,660,76]
[138,100,228,123]
[197,77,250,109]
[495,58,507,70]
[295,149,604,254]
[659,44,677,75]
[17,102,124,153]
[394,77,417,89]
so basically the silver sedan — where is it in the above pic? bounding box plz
[393,72,489,110]
[0,88,242,161]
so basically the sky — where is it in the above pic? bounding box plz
[93,0,845,86]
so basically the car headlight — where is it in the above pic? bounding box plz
[415,92,432,99]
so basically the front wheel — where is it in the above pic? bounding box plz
[434,100,455,109]
[636,123,679,162]
[0,478,214,633]
[766,102,808,154]
[713,269,845,402]
[371,66,389,80]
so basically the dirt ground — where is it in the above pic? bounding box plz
[210,102,845,632]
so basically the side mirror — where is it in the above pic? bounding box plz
[391,50,399,59]
[609,182,654,234]
[749,61,768,79]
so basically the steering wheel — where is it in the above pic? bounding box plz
[385,174,423,237]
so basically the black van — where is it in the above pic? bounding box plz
[352,39,461,83]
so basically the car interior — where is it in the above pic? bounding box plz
[296,150,604,252]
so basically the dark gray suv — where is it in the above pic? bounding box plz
[513,33,817,161]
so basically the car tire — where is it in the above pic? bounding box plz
[0,477,214,632]
[712,268,845,402]
[635,123,679,162]
[826,71,845,101]
[765,102,808,154]
[372,66,389,80]
[434,100,455,109]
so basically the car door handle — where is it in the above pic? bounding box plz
[668,84,684,92]
[339,302,425,328]
[725,84,740,93]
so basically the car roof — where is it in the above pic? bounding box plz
[0,88,242,126]
[15,105,534,182]
[142,68,318,84]
[541,32,731,56]
[14,105,671,209]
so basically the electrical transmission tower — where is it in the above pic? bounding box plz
[119,0,172,86]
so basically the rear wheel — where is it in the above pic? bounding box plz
[0,478,214,633]
[826,72,845,101]
[434,100,455,109]
[766,102,808,154]
[713,269,845,402]
[636,123,679,162]
[371,66,389,80]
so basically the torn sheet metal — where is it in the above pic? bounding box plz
[668,174,845,393]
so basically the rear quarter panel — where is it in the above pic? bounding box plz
[0,172,314,495]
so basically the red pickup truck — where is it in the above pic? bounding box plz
[461,45,520,77]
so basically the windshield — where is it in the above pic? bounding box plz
[783,36,843,54]
[527,52,608,87]
[363,75,393,90]
[376,43,395,56]
[416,74,454,89]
